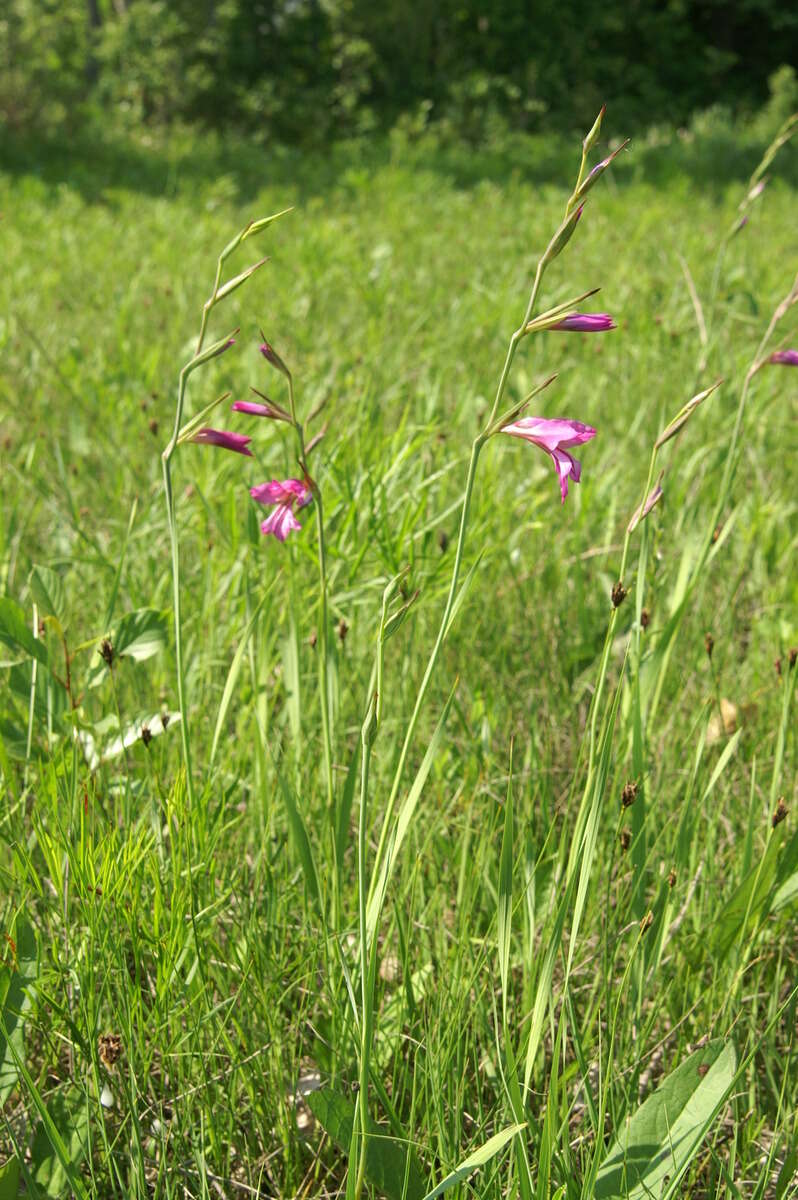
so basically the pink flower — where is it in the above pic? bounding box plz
[549,313,616,333]
[768,349,798,366]
[501,416,597,503]
[189,427,252,456]
[250,478,312,541]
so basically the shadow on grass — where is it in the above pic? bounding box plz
[1,120,796,206]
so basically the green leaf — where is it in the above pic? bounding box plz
[0,916,38,1105]
[367,683,457,941]
[30,1088,89,1197]
[307,1086,424,1200]
[29,566,67,626]
[88,608,168,685]
[210,592,269,767]
[595,1039,737,1199]
[497,745,514,1022]
[274,761,320,909]
[0,598,48,666]
[0,1154,20,1200]
[421,1123,526,1200]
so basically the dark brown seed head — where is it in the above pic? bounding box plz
[98,1034,122,1069]
[437,529,449,553]
[621,781,638,808]
[789,647,797,669]
[99,639,115,668]
[140,724,152,747]
[337,619,349,643]
[619,829,631,852]
[161,712,170,730]
[640,911,653,933]
[772,797,788,829]
[668,868,676,888]
[711,524,722,543]
[774,657,782,677]
[148,418,159,436]
[611,581,627,609]
[640,608,650,629]
[704,632,714,659]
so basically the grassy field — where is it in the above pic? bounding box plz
[1,115,797,1199]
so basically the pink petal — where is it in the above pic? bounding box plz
[260,504,302,541]
[502,416,596,452]
[250,477,310,506]
[550,448,581,503]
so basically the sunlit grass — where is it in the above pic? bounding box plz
[0,121,796,1197]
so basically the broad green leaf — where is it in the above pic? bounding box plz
[307,1086,424,1200]
[29,565,67,626]
[421,1123,526,1200]
[595,1039,737,1199]
[0,598,48,666]
[30,1088,90,1197]
[0,1156,20,1200]
[0,916,38,1104]
[88,608,168,685]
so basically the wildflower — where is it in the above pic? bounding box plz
[188,428,253,456]
[250,478,312,541]
[548,313,616,333]
[768,349,798,366]
[500,416,596,503]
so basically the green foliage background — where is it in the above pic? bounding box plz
[3,0,798,139]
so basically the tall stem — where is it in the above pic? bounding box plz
[162,366,196,810]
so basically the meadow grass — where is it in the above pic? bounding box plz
[0,120,797,1198]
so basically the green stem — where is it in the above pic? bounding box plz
[354,701,376,1200]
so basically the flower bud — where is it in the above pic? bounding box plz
[583,105,606,154]
[541,205,583,267]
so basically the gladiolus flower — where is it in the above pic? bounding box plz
[768,349,798,366]
[250,478,312,541]
[189,427,252,456]
[501,416,597,503]
[549,313,616,332]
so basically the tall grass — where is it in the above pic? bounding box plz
[1,110,797,1198]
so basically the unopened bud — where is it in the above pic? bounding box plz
[583,105,606,154]
[259,337,291,379]
[627,472,664,533]
[655,381,722,449]
[541,205,583,267]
